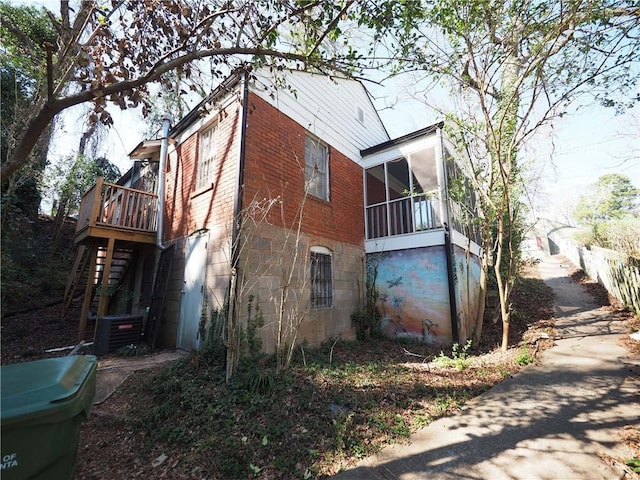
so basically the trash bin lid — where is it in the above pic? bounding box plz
[1,355,97,424]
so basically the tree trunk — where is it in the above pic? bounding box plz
[225,269,239,383]
[1,103,57,181]
[501,312,511,352]
[473,251,489,345]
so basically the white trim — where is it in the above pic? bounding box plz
[310,245,332,255]
[435,128,449,231]
[365,229,446,254]
[172,91,239,144]
[361,134,441,169]
[451,230,483,257]
[304,133,330,201]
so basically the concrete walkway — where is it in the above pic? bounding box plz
[335,255,640,480]
[94,350,187,404]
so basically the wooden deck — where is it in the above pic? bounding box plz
[75,177,158,245]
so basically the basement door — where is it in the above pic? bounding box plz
[177,232,208,350]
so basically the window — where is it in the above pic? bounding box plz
[304,135,329,200]
[196,124,217,189]
[310,247,333,308]
[364,147,441,240]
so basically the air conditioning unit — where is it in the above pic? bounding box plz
[94,314,143,356]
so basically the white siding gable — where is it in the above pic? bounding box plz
[250,69,389,162]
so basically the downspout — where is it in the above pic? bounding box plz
[157,114,173,249]
[232,73,249,259]
[437,127,460,344]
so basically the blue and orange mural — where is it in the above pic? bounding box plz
[452,245,482,343]
[368,246,452,345]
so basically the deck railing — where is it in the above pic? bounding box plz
[76,177,158,235]
[366,197,439,240]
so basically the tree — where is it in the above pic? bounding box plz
[1,4,57,223]
[48,153,121,219]
[574,173,639,224]
[0,0,384,181]
[359,0,639,349]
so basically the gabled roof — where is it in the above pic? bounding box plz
[164,67,390,162]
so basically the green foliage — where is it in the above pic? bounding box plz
[625,458,640,473]
[573,216,640,258]
[1,65,48,222]
[574,174,639,225]
[123,333,541,478]
[1,3,56,219]
[515,346,533,366]
[0,3,56,81]
[245,295,264,358]
[434,340,474,371]
[47,154,121,217]
[199,304,228,366]
[353,253,386,340]
[0,217,75,313]
[235,362,280,396]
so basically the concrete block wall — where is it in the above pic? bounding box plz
[237,222,361,354]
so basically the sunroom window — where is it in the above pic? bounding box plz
[365,147,440,240]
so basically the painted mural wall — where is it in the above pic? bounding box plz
[452,245,482,343]
[369,246,452,345]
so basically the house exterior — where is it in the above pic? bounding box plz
[70,68,482,354]
[361,126,483,345]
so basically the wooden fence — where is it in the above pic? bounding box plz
[557,238,640,316]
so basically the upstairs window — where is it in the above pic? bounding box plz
[310,247,333,308]
[196,124,217,189]
[304,135,329,200]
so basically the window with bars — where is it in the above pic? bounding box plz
[304,135,329,200]
[196,124,217,189]
[310,249,333,308]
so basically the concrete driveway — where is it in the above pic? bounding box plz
[335,254,639,480]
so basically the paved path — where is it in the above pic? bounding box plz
[335,254,639,480]
[94,350,186,404]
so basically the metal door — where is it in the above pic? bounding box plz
[177,232,207,350]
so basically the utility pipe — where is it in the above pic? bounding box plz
[157,114,173,249]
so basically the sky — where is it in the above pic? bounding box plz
[12,0,640,218]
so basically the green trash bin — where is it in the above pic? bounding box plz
[1,355,98,480]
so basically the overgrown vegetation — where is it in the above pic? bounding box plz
[574,217,640,259]
[352,255,383,340]
[127,340,503,478]
[1,216,76,315]
[572,174,640,258]
[77,273,557,479]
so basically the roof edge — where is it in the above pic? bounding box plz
[361,121,444,156]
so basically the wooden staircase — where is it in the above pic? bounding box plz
[69,177,159,341]
[64,243,136,340]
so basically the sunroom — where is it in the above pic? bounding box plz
[361,122,482,346]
